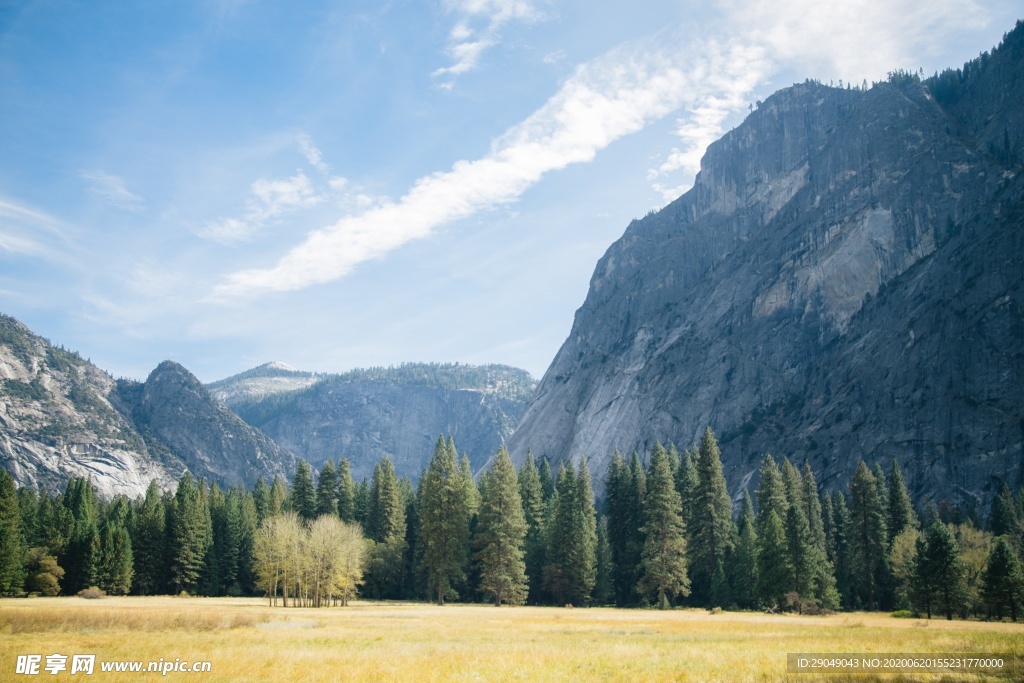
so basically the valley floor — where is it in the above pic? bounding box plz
[1,597,1022,681]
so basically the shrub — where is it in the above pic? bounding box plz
[77,587,106,599]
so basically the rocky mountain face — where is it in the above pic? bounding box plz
[0,315,179,498]
[0,315,295,497]
[214,363,535,483]
[507,23,1024,507]
[115,362,296,490]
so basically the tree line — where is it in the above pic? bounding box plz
[1,428,1022,620]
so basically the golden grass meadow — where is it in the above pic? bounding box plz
[2,597,1023,682]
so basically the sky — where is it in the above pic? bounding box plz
[1,0,1019,383]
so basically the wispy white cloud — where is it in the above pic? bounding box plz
[214,30,761,298]
[433,0,545,86]
[201,170,323,244]
[297,133,329,174]
[0,198,73,261]
[81,170,144,210]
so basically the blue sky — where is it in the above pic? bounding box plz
[1,0,1019,383]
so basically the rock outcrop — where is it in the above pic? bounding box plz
[506,23,1024,507]
[0,315,180,498]
[1,315,296,497]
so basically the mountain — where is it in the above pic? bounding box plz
[115,361,296,490]
[0,315,294,497]
[212,362,536,482]
[506,22,1024,507]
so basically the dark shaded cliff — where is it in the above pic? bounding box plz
[507,22,1024,506]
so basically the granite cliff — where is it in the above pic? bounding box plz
[506,23,1024,506]
[0,315,295,497]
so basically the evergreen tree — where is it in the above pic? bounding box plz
[982,537,1023,621]
[353,479,370,527]
[365,457,407,599]
[849,462,888,610]
[0,468,26,595]
[756,455,788,532]
[17,487,40,549]
[830,491,854,609]
[785,497,813,598]
[675,447,698,533]
[252,476,271,525]
[61,477,99,593]
[636,443,689,609]
[169,473,212,594]
[756,510,790,609]
[475,447,528,606]
[518,450,547,604]
[544,460,597,606]
[291,460,317,524]
[315,460,338,518]
[233,489,259,595]
[269,476,287,518]
[336,458,356,523]
[130,481,166,595]
[689,428,733,603]
[605,449,645,606]
[98,523,133,595]
[594,516,614,605]
[989,483,1019,537]
[800,463,841,609]
[912,521,967,619]
[733,490,758,608]
[887,459,917,544]
[538,457,555,503]
[419,436,471,604]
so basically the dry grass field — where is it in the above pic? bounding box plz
[2,597,1022,682]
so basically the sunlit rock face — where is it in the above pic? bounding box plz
[508,28,1024,507]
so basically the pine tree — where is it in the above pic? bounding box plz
[689,428,733,604]
[61,477,99,594]
[756,455,788,532]
[912,521,967,619]
[269,476,287,518]
[849,461,888,610]
[830,491,854,609]
[518,450,547,604]
[800,463,841,610]
[733,490,758,608]
[675,447,698,533]
[475,447,528,606]
[98,523,133,595]
[636,443,689,609]
[130,481,166,595]
[365,457,407,599]
[336,458,356,523]
[604,449,639,606]
[169,473,212,594]
[594,516,614,606]
[252,476,270,525]
[756,510,790,609]
[887,459,917,544]
[315,460,338,518]
[353,479,370,527]
[571,458,598,605]
[982,537,1023,621]
[419,436,471,604]
[0,468,26,595]
[989,483,1019,537]
[291,460,317,524]
[538,457,555,503]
